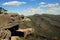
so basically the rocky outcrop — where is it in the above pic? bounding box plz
[16,28,35,37]
[0,13,31,40]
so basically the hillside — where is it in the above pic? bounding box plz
[0,13,60,40]
[20,14,60,40]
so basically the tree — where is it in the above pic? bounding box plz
[0,7,7,14]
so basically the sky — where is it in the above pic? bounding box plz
[0,0,60,16]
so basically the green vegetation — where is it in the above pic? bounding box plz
[0,7,7,14]
[19,14,60,40]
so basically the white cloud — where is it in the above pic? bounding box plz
[2,1,26,6]
[20,2,60,16]
[21,7,44,16]
[39,2,46,5]
[39,2,59,8]
[46,3,59,7]
[46,7,60,15]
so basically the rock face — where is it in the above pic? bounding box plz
[16,28,35,37]
[0,28,11,40]
[0,13,31,29]
[11,36,22,40]
[0,13,31,40]
[0,13,60,40]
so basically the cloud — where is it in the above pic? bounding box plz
[46,7,60,15]
[46,3,59,7]
[2,1,26,6]
[39,2,59,8]
[20,7,44,16]
[39,2,46,5]
[20,2,60,16]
